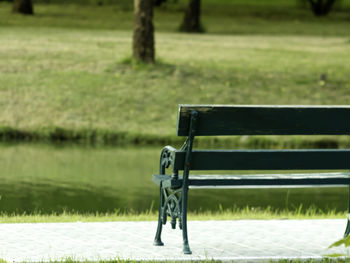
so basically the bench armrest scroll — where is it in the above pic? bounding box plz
[160,146,178,177]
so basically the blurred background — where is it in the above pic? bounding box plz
[0,0,349,215]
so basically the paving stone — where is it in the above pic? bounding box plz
[0,220,348,262]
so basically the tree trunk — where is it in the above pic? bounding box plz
[13,0,34,15]
[133,0,155,63]
[179,0,203,33]
[308,0,336,16]
[155,0,167,6]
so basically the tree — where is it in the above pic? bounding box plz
[155,0,167,6]
[307,0,336,16]
[179,0,203,33]
[133,0,155,63]
[13,0,34,15]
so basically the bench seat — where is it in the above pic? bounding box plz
[153,172,350,188]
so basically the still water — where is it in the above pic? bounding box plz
[0,143,348,214]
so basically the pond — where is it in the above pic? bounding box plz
[0,143,348,214]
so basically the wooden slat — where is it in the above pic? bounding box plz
[152,173,350,189]
[177,105,350,136]
[187,172,350,187]
[173,149,350,170]
[189,172,350,179]
[189,178,350,187]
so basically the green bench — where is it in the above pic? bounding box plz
[152,104,350,254]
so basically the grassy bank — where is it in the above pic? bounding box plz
[0,28,349,147]
[0,2,350,147]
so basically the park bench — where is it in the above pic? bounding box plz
[152,104,350,254]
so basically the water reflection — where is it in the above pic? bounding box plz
[0,143,347,214]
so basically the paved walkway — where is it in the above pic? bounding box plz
[0,220,348,262]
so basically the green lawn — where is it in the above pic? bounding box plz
[0,1,349,147]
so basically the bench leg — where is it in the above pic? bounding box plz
[154,185,164,246]
[344,220,350,238]
[181,185,192,254]
[344,186,350,238]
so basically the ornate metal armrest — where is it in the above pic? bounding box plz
[159,145,178,178]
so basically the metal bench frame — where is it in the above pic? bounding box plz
[152,105,350,254]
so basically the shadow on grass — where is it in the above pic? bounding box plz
[105,56,202,82]
[107,56,177,73]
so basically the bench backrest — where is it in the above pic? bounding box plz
[174,105,350,171]
[177,105,350,136]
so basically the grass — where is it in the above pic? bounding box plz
[0,27,349,146]
[0,1,350,148]
[0,206,346,223]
